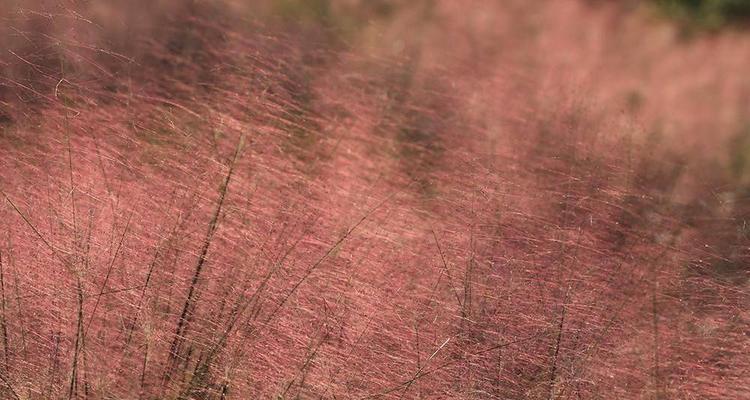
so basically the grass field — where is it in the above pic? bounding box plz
[1,1,749,399]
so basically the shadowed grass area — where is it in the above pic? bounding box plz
[655,0,750,29]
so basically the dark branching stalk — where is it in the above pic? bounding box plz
[258,189,401,331]
[462,214,476,323]
[0,191,84,399]
[431,229,463,308]
[318,314,375,400]
[7,243,27,361]
[279,326,330,399]
[651,263,662,400]
[0,191,74,273]
[397,337,451,400]
[360,330,551,400]
[0,370,20,400]
[548,285,571,400]
[68,277,85,400]
[46,332,61,398]
[558,246,677,399]
[0,251,9,370]
[165,134,245,381]
[413,320,421,399]
[282,280,359,400]
[212,192,401,398]
[402,249,458,400]
[139,340,150,399]
[65,133,89,400]
[179,219,317,398]
[70,211,93,400]
[124,208,186,349]
[84,212,132,340]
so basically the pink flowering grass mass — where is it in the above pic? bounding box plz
[0,1,749,399]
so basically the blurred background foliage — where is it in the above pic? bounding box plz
[654,0,750,29]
